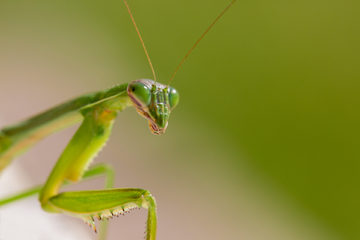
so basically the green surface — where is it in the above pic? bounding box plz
[0,1,359,239]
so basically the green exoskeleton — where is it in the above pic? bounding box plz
[0,0,236,239]
[0,79,177,238]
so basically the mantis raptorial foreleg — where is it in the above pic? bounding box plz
[37,99,157,238]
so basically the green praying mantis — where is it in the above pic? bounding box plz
[0,0,236,239]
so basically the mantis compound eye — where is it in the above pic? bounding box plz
[168,87,179,110]
[127,81,152,107]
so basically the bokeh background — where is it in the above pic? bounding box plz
[0,0,359,239]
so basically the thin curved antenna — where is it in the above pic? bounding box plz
[124,0,157,82]
[168,0,236,87]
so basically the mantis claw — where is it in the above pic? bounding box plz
[83,216,97,233]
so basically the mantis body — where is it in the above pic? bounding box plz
[0,79,178,239]
[0,0,236,239]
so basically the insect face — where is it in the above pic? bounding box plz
[127,79,179,135]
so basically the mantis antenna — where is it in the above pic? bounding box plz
[168,0,237,86]
[124,0,237,86]
[123,0,157,83]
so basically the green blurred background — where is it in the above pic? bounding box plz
[0,0,359,239]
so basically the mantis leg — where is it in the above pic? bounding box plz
[0,163,115,207]
[48,188,157,239]
[38,106,157,240]
[0,163,115,240]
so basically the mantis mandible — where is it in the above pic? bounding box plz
[0,1,236,239]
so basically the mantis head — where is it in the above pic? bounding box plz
[127,79,179,135]
[124,0,235,134]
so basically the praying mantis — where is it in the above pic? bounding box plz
[0,0,236,239]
